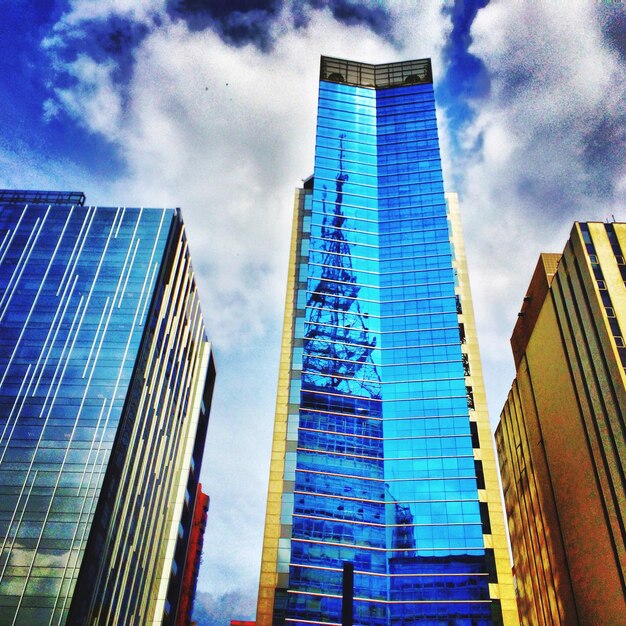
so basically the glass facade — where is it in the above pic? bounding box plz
[258,58,515,626]
[0,197,214,625]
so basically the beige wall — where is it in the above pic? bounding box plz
[498,222,626,625]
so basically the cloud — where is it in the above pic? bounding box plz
[598,1,626,61]
[446,1,626,418]
[193,589,257,625]
[40,2,450,346]
[43,0,626,617]
[36,3,452,612]
[309,0,395,38]
[167,0,282,49]
[167,0,396,50]
[31,0,626,618]
[49,54,124,138]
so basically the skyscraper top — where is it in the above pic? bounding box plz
[320,55,432,89]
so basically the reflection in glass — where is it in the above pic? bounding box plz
[279,69,493,624]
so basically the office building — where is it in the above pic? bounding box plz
[496,223,626,625]
[176,485,209,626]
[0,190,215,625]
[257,57,517,625]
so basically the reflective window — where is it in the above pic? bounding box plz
[277,77,492,624]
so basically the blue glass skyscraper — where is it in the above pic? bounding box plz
[258,58,517,625]
[0,190,215,625]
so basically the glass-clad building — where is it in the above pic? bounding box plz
[257,58,518,625]
[0,190,215,625]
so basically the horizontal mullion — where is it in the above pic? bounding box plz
[304,306,456,322]
[298,426,471,444]
[298,387,466,403]
[292,512,480,529]
[304,319,460,337]
[296,447,474,465]
[290,537,485,554]
[296,466,477,484]
[308,261,453,280]
[301,331,460,348]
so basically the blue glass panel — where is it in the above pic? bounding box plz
[0,203,173,622]
[281,74,491,623]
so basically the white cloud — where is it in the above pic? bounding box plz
[34,0,625,614]
[59,0,165,26]
[458,1,626,420]
[35,3,450,606]
[52,55,124,138]
[33,0,626,615]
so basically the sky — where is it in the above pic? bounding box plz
[1,0,625,623]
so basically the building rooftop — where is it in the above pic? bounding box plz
[510,252,561,368]
[0,189,86,206]
[320,56,432,89]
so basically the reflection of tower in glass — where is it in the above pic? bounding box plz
[302,135,381,400]
[257,57,519,626]
[297,134,387,613]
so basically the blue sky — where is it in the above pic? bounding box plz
[1,1,625,623]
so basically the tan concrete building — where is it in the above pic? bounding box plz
[496,222,626,625]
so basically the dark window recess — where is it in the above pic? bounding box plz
[456,295,462,314]
[491,599,504,626]
[485,548,499,583]
[470,421,480,449]
[459,323,466,344]
[462,353,470,376]
[466,385,475,410]
[474,459,485,489]
[609,318,621,336]
[479,501,492,534]
[273,589,288,623]
[606,224,618,243]
[580,223,592,245]
[342,562,354,626]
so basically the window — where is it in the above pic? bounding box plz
[466,386,475,410]
[462,353,471,377]
[580,224,592,244]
